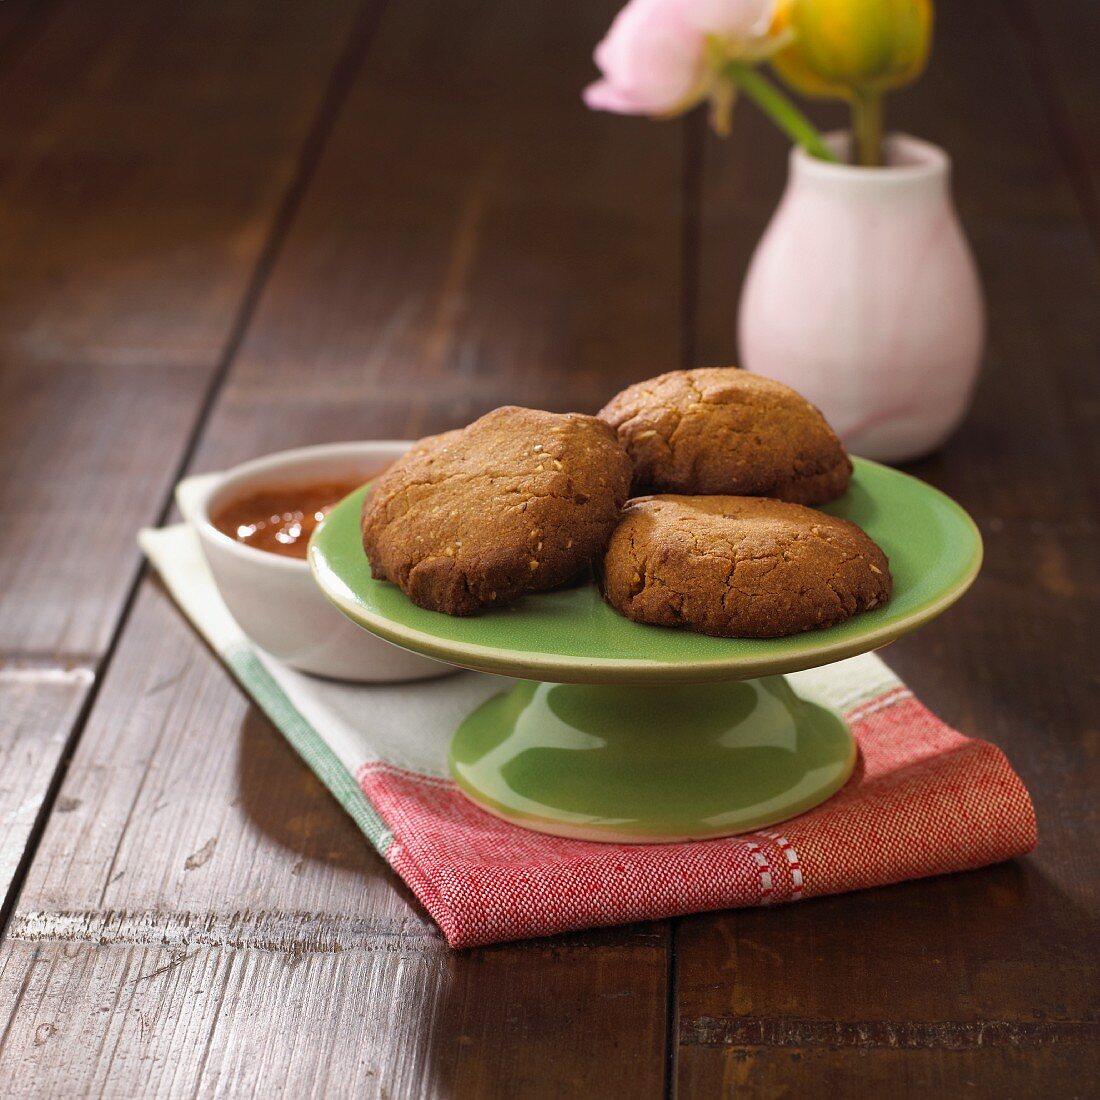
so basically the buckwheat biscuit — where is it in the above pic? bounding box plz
[600,495,891,638]
[362,406,632,615]
[599,368,852,504]
[402,428,463,461]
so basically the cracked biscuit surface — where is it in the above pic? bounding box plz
[599,367,852,504]
[361,406,632,615]
[600,495,891,638]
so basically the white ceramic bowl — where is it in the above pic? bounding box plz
[176,441,454,683]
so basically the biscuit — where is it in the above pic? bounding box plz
[362,406,632,615]
[600,495,891,638]
[401,428,463,461]
[599,367,852,504]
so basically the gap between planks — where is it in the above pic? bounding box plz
[8,910,438,955]
[7,910,666,956]
[0,661,95,686]
[681,1015,1100,1051]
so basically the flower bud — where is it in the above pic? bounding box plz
[772,0,932,100]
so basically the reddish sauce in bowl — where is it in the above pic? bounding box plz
[211,478,366,559]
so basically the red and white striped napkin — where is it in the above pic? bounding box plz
[142,523,1037,949]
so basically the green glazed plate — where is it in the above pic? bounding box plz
[309,458,982,685]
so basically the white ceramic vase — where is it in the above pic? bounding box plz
[738,133,984,463]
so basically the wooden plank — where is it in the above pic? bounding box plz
[0,0,58,62]
[0,581,669,1097]
[0,930,667,1097]
[184,0,685,471]
[0,0,366,658]
[679,0,1100,1092]
[1006,0,1100,252]
[0,664,91,912]
[10,584,417,924]
[0,0,682,1092]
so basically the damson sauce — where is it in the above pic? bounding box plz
[211,478,366,559]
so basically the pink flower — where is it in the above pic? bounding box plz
[584,0,782,120]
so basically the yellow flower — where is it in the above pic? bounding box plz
[772,0,933,100]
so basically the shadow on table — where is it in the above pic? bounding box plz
[235,705,425,919]
[674,854,1097,1034]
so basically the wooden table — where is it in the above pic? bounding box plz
[0,0,1096,1094]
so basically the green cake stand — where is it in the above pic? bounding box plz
[309,458,982,843]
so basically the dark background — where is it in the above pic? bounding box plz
[0,0,1096,1095]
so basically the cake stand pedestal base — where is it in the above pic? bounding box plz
[449,676,856,843]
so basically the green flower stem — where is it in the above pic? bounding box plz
[852,88,885,167]
[726,62,838,163]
